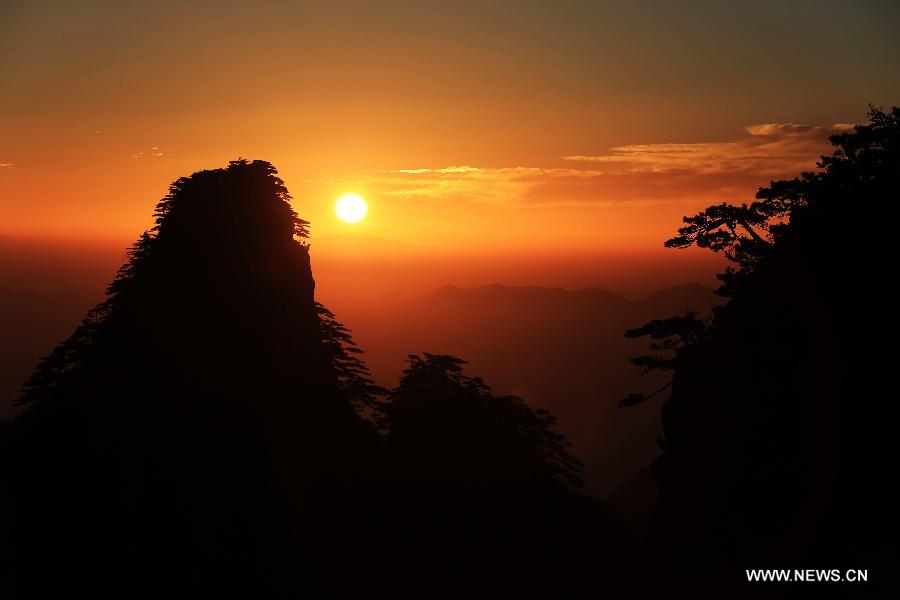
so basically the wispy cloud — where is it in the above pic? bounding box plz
[131,146,174,159]
[309,122,845,208]
[0,163,14,168]
[562,123,851,175]
[372,165,610,205]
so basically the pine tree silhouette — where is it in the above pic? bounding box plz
[384,353,582,490]
[624,107,897,593]
[373,353,611,598]
[1,159,628,599]
[2,159,381,596]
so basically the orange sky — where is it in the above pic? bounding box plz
[2,1,899,255]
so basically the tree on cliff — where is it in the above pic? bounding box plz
[383,353,582,490]
[665,106,899,296]
[622,107,897,592]
[375,353,600,598]
[2,159,380,596]
[622,106,899,406]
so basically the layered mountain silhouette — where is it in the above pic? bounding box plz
[0,243,716,494]
[2,106,894,597]
[622,106,897,594]
[0,238,121,413]
[2,159,386,596]
[350,282,717,494]
[0,159,611,598]
[0,286,101,413]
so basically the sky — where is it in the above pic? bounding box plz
[1,0,899,255]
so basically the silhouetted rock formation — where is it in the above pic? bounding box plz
[374,353,620,598]
[627,107,897,594]
[359,282,717,494]
[384,353,582,490]
[1,160,615,599]
[2,160,379,596]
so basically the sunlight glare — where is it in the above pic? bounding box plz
[336,194,368,223]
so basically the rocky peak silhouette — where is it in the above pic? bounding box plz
[3,159,378,596]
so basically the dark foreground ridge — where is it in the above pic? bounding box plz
[621,107,896,594]
[0,159,611,598]
[2,105,896,597]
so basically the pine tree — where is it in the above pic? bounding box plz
[4,159,380,596]
[627,107,898,592]
[383,353,582,489]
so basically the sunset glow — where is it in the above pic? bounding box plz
[2,2,896,253]
[0,3,894,593]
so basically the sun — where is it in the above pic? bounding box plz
[335,194,368,223]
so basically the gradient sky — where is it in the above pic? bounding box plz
[2,0,899,253]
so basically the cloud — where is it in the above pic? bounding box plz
[562,122,852,176]
[389,166,482,175]
[372,165,610,205]
[131,146,173,159]
[0,163,13,168]
[308,121,846,208]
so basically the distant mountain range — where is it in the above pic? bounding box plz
[345,282,719,495]
[0,237,121,416]
[0,286,103,416]
[1,233,717,494]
